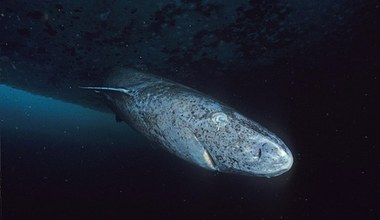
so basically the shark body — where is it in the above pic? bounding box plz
[83,68,293,177]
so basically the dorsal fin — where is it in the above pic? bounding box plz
[79,86,133,96]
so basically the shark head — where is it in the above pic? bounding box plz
[193,111,293,177]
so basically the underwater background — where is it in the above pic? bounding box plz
[1,0,379,219]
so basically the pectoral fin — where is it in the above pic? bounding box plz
[161,124,217,171]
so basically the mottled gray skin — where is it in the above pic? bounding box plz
[86,68,293,177]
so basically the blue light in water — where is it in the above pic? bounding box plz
[0,85,136,144]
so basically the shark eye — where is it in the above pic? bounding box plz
[211,112,228,125]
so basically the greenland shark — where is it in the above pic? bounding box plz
[82,68,293,177]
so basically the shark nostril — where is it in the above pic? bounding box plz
[258,148,262,158]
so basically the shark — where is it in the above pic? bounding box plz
[82,68,293,177]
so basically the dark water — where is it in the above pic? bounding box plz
[1,1,379,220]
